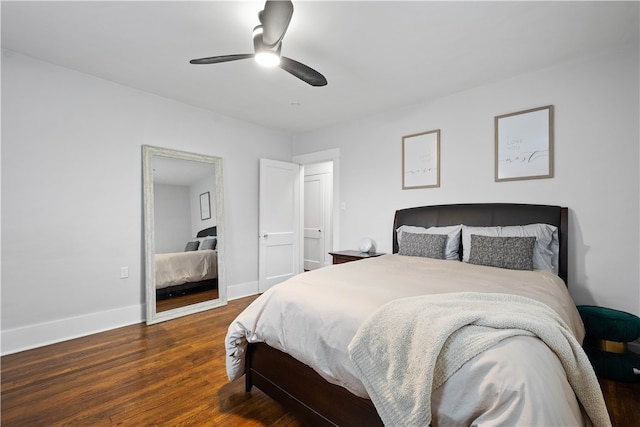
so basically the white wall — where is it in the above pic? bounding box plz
[293,45,640,316]
[1,50,293,354]
[154,184,191,253]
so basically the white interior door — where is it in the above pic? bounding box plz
[303,162,333,270]
[259,159,302,293]
[304,173,325,270]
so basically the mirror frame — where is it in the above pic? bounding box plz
[143,145,227,325]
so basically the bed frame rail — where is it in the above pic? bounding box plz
[246,343,383,426]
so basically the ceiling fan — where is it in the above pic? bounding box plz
[190,0,327,87]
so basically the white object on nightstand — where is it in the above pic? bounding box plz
[358,238,373,253]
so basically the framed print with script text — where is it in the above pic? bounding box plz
[495,105,553,182]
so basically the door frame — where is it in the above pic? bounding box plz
[293,149,341,255]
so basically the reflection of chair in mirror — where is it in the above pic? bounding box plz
[155,226,219,312]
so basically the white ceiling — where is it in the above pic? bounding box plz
[2,1,638,133]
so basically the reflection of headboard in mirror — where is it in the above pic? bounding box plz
[197,226,217,238]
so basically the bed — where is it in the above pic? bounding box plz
[225,204,609,426]
[155,226,218,300]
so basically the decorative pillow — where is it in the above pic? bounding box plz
[199,237,217,251]
[184,240,200,251]
[461,223,559,273]
[398,232,448,259]
[468,235,536,270]
[396,224,462,260]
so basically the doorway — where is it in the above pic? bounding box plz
[294,149,340,272]
[258,150,340,291]
[303,161,333,270]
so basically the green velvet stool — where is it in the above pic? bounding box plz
[577,305,640,382]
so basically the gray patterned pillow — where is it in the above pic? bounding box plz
[199,237,217,250]
[184,240,200,251]
[398,232,448,259]
[468,234,535,270]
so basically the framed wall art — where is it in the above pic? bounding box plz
[402,129,440,189]
[200,191,211,220]
[495,105,554,182]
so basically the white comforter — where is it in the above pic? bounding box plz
[154,250,217,289]
[225,254,592,424]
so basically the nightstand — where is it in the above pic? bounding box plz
[329,250,385,265]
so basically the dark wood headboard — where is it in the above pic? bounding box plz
[392,203,568,283]
[196,226,217,238]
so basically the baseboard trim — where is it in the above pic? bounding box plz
[1,304,144,356]
[1,281,261,356]
[228,280,259,300]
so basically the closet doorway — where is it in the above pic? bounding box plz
[303,161,333,271]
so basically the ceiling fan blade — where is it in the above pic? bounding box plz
[259,0,294,47]
[189,54,254,65]
[279,56,327,87]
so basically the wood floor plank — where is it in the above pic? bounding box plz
[2,295,638,426]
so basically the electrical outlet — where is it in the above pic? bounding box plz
[120,266,129,279]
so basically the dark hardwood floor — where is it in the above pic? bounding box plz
[1,295,301,427]
[2,295,638,426]
[598,376,640,426]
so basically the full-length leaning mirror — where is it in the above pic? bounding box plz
[143,145,226,325]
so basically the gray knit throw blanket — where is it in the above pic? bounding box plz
[348,292,611,427]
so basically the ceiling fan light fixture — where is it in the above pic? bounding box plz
[253,25,281,67]
[189,2,326,86]
[255,51,280,67]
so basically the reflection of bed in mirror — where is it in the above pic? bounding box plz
[143,144,226,325]
[155,226,218,305]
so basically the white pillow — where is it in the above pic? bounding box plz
[397,224,462,260]
[461,224,559,273]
